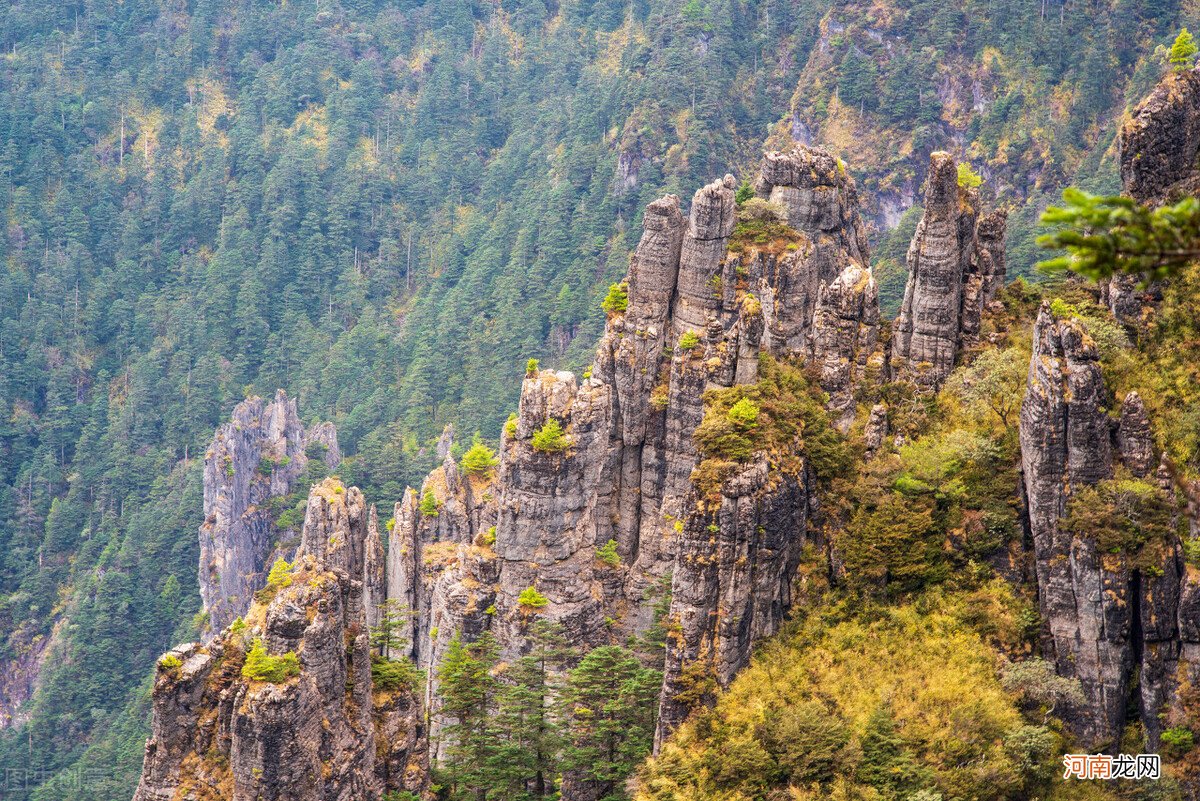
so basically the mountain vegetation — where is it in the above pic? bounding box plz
[1,1,1199,800]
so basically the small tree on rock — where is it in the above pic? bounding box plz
[1171,28,1198,72]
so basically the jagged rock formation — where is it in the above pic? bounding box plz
[1018,304,1198,754]
[1104,67,1200,326]
[141,144,885,796]
[382,143,880,758]
[134,479,426,801]
[1019,303,1123,747]
[199,390,340,634]
[891,152,1007,388]
[1120,67,1200,205]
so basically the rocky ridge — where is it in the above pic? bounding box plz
[138,139,1023,798]
[134,478,425,801]
[890,151,1007,388]
[1017,67,1200,754]
[198,390,340,634]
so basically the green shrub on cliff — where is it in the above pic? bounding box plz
[242,639,301,683]
[1171,28,1198,71]
[518,586,549,609]
[531,418,570,452]
[601,281,629,315]
[461,441,499,476]
[419,489,441,517]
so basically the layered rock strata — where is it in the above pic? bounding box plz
[134,479,426,801]
[891,152,1007,388]
[388,144,880,752]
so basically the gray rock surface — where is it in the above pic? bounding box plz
[198,390,340,635]
[1019,303,1131,749]
[891,153,1007,388]
[134,479,427,801]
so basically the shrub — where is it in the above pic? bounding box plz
[679,330,700,351]
[601,281,629,314]
[531,418,570,452]
[734,179,754,205]
[266,558,293,591]
[481,526,497,547]
[736,197,785,223]
[526,358,540,376]
[1171,28,1198,71]
[518,586,549,609]
[158,654,182,672]
[1162,726,1195,757]
[1049,297,1078,319]
[370,654,422,692]
[957,162,983,189]
[504,412,519,438]
[727,398,761,428]
[693,355,851,479]
[419,489,441,517]
[1000,658,1086,722]
[1185,538,1200,567]
[275,499,307,532]
[596,538,621,568]
[1061,477,1177,567]
[461,441,499,476]
[242,638,301,683]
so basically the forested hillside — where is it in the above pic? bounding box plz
[0,1,1192,799]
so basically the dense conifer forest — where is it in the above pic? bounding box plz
[0,1,1194,799]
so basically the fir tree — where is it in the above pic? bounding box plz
[1171,28,1198,72]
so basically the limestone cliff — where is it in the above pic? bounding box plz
[1104,67,1200,326]
[1019,303,1124,747]
[198,390,340,635]
[386,143,881,755]
[134,478,426,801]
[890,152,1007,388]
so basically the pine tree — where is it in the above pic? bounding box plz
[1171,28,1198,72]
[560,646,661,800]
[438,633,502,800]
[491,621,576,800]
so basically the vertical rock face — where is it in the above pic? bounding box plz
[385,143,879,756]
[141,144,882,796]
[755,144,871,267]
[1104,68,1200,325]
[134,479,426,801]
[1019,304,1123,747]
[891,153,1007,388]
[199,390,340,635]
[1120,67,1200,205]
